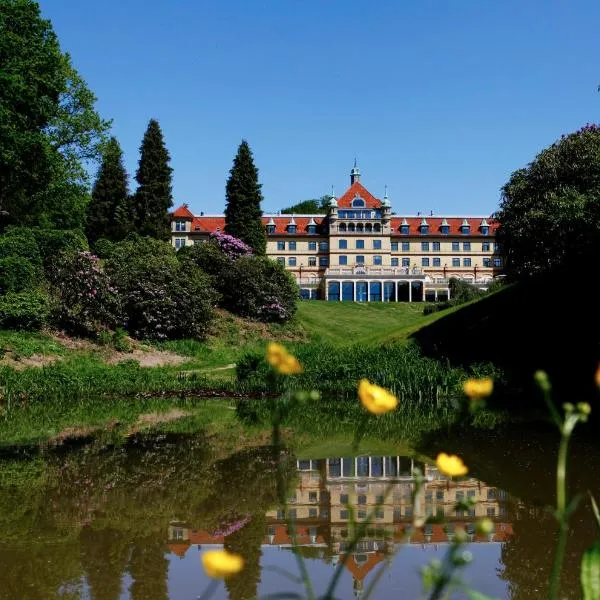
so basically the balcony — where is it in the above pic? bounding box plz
[325,267,424,279]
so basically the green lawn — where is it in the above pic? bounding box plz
[295,300,466,346]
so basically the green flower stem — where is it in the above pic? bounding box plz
[549,415,577,600]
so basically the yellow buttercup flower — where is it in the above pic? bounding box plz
[202,549,244,579]
[266,343,302,375]
[463,378,493,399]
[358,379,398,415]
[436,452,468,477]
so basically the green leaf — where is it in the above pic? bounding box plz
[581,541,600,600]
[466,591,498,600]
[590,492,600,530]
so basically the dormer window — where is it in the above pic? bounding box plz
[307,224,316,235]
[481,226,489,235]
[420,225,429,235]
[440,225,449,235]
[175,220,186,232]
[267,224,275,234]
[460,219,470,235]
[288,225,296,234]
[352,197,365,208]
[400,225,409,235]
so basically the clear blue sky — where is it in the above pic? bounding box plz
[40,0,599,216]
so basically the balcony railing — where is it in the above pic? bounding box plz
[325,266,424,277]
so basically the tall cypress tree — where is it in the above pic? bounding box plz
[224,140,266,254]
[86,136,131,244]
[133,119,173,240]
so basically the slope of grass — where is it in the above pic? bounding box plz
[295,300,433,345]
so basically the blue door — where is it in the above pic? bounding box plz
[328,282,340,301]
[356,281,368,302]
[342,282,354,301]
[369,281,382,302]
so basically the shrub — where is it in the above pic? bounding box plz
[92,238,115,259]
[220,255,297,322]
[179,239,230,279]
[105,236,216,340]
[0,291,50,330]
[48,251,121,335]
[0,256,38,293]
[448,278,485,303]
[32,229,88,271]
[0,228,42,272]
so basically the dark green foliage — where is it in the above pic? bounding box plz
[0,290,49,330]
[0,227,42,271]
[47,251,121,336]
[92,237,114,258]
[0,256,37,293]
[220,255,297,322]
[178,239,229,279]
[104,236,216,340]
[224,140,266,254]
[86,137,132,244]
[412,275,600,405]
[496,124,600,279]
[281,195,330,214]
[0,0,110,229]
[423,300,453,316]
[32,228,88,271]
[449,277,485,302]
[132,120,173,240]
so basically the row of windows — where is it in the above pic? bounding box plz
[277,241,329,251]
[398,225,489,236]
[277,256,329,267]
[391,241,496,252]
[268,224,318,235]
[274,240,498,252]
[275,255,503,268]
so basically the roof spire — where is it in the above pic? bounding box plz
[350,158,361,184]
[382,185,390,208]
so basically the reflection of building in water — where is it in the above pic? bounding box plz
[167,455,514,592]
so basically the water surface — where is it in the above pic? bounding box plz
[0,426,598,599]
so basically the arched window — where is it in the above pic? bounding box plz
[352,197,365,207]
[373,223,381,232]
[365,223,372,232]
[348,223,356,232]
[338,222,347,232]
[307,224,316,234]
[356,223,364,232]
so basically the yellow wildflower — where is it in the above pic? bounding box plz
[463,378,493,400]
[266,343,302,375]
[202,549,244,579]
[436,452,468,477]
[358,379,398,415]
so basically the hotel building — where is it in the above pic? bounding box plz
[170,163,503,301]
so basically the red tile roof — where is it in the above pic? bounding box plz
[187,215,327,236]
[390,217,498,236]
[173,205,194,219]
[336,181,382,208]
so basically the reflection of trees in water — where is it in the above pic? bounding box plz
[129,535,169,600]
[0,436,296,600]
[79,528,129,600]
[225,514,267,600]
[0,545,82,600]
[499,505,597,599]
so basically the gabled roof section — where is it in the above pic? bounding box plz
[173,204,194,219]
[390,217,499,236]
[336,181,382,209]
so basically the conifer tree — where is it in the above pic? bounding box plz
[86,137,131,244]
[224,140,266,254]
[132,119,173,240]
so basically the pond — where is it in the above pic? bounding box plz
[0,423,598,599]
